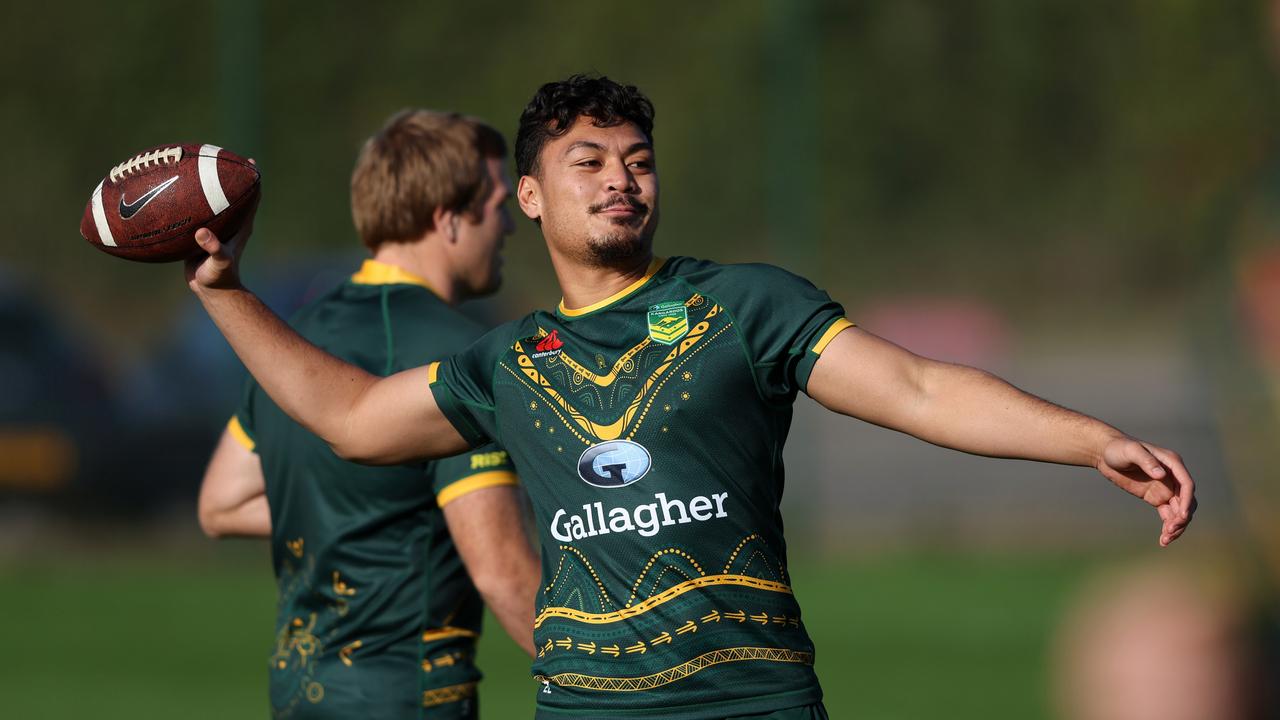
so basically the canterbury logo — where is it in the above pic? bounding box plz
[535,331,564,353]
[118,175,179,220]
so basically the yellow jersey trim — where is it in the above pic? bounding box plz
[533,573,793,628]
[810,317,854,355]
[351,259,440,296]
[558,257,667,317]
[436,470,519,507]
[227,416,255,452]
[535,647,813,692]
[427,361,440,384]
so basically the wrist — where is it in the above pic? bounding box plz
[190,278,246,300]
[1091,429,1133,468]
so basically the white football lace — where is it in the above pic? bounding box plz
[109,147,183,183]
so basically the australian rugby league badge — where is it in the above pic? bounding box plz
[647,301,688,345]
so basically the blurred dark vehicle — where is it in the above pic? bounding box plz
[0,267,116,507]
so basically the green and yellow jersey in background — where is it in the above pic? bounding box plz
[231,260,519,720]
[429,257,851,719]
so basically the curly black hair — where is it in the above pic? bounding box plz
[515,74,655,178]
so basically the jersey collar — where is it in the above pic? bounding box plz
[350,259,440,297]
[558,257,667,318]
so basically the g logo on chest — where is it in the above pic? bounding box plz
[577,440,652,488]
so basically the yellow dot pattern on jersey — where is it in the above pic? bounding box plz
[626,320,731,441]
[722,533,788,579]
[502,363,592,447]
[648,564,694,598]
[627,548,706,607]
[543,553,570,594]
[737,550,780,581]
[543,544,614,611]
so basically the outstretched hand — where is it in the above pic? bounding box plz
[1096,438,1196,547]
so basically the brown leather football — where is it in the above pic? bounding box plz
[81,143,260,263]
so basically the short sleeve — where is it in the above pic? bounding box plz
[432,443,519,507]
[228,376,259,453]
[726,264,851,401]
[427,321,517,447]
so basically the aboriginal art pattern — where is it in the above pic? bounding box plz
[269,544,364,717]
[504,293,727,446]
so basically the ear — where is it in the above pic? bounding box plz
[433,206,459,243]
[517,175,542,222]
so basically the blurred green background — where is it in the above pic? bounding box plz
[3,0,1279,717]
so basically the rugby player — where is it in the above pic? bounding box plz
[196,109,539,719]
[184,76,1196,720]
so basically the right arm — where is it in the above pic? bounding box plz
[186,225,468,464]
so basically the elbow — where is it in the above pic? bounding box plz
[472,559,540,604]
[470,568,506,600]
[327,440,361,463]
[328,438,382,465]
[326,416,386,465]
[471,566,530,605]
[329,434,405,466]
[197,505,224,539]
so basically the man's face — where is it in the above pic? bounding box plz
[454,156,514,297]
[518,117,659,267]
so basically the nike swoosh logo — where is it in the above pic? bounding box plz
[118,175,180,220]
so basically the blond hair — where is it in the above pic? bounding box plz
[351,110,506,250]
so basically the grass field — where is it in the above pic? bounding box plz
[0,541,1098,719]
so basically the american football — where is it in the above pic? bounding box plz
[80,143,259,263]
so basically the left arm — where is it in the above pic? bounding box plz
[806,326,1195,546]
[197,426,271,539]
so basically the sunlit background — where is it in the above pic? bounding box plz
[2,1,1278,717]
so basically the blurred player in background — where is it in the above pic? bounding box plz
[184,76,1196,720]
[197,109,539,719]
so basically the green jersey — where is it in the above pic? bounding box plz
[428,257,851,719]
[231,260,519,720]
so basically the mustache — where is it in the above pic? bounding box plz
[589,196,648,214]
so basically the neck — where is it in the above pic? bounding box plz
[552,249,656,312]
[371,235,459,305]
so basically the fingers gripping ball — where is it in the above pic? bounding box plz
[81,143,260,263]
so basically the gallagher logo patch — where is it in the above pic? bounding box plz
[647,301,688,345]
[577,440,652,488]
